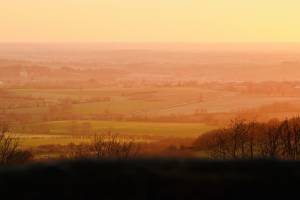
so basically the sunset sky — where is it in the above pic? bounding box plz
[1,0,300,43]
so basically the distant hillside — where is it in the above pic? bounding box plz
[2,44,300,82]
[0,62,128,84]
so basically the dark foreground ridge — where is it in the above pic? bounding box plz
[0,160,299,200]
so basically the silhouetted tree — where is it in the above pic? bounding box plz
[67,132,140,160]
[194,117,300,160]
[257,119,281,159]
[0,121,33,165]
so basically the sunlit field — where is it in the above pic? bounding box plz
[2,45,300,162]
[3,84,300,159]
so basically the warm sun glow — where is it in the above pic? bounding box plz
[1,0,300,43]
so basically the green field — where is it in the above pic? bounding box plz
[26,120,215,138]
[20,137,90,148]
[14,120,215,148]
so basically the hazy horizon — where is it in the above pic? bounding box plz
[3,42,300,52]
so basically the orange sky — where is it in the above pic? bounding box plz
[1,0,300,43]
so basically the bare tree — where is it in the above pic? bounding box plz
[289,117,300,159]
[66,143,92,160]
[67,132,141,160]
[92,133,140,159]
[194,119,284,160]
[225,119,252,159]
[193,129,230,159]
[0,121,32,165]
[278,117,300,160]
[257,119,281,159]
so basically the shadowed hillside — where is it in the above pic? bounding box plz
[0,160,299,200]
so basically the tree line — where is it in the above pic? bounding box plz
[65,133,141,160]
[194,117,300,160]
